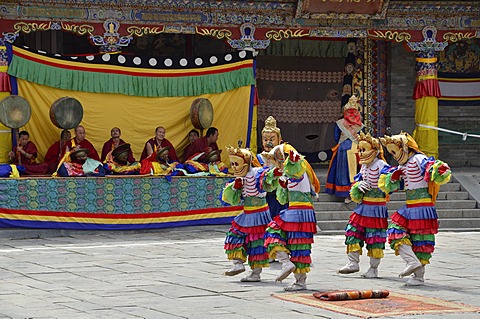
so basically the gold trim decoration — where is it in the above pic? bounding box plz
[416,57,437,63]
[195,27,232,40]
[368,30,412,43]
[61,23,95,36]
[13,22,52,34]
[442,32,475,43]
[363,38,372,134]
[126,26,166,37]
[265,29,309,41]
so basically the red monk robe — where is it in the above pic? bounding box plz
[44,140,69,174]
[140,138,178,162]
[101,138,136,163]
[65,138,100,161]
[12,141,49,175]
[183,136,219,163]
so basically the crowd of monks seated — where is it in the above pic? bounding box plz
[1,125,224,178]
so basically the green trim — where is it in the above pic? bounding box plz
[8,55,256,97]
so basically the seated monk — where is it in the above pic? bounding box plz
[57,148,105,177]
[182,127,219,163]
[44,130,71,174]
[140,146,184,177]
[184,149,228,176]
[104,143,141,175]
[181,129,200,162]
[140,126,178,162]
[65,125,100,161]
[8,130,49,175]
[101,127,136,163]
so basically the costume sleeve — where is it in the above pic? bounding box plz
[283,154,307,179]
[349,172,364,203]
[221,181,242,206]
[421,156,452,185]
[334,124,341,144]
[261,167,279,193]
[378,165,402,194]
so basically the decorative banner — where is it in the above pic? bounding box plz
[438,73,480,106]
[8,45,255,97]
[0,176,240,230]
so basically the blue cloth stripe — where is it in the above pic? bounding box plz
[233,210,272,227]
[353,204,388,218]
[0,217,234,230]
[396,205,438,220]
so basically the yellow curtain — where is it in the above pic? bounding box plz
[413,96,439,159]
[18,79,254,165]
[0,92,11,163]
[250,104,258,151]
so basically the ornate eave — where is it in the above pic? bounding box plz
[0,1,478,49]
[0,1,479,29]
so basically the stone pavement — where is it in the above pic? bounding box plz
[1,226,480,319]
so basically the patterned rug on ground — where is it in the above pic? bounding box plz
[272,291,480,318]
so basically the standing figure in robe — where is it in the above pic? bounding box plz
[325,95,364,203]
[379,132,451,286]
[222,146,274,282]
[181,129,199,162]
[257,116,287,219]
[337,132,389,278]
[264,144,321,291]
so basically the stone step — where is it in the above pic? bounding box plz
[315,209,480,222]
[314,189,469,202]
[314,199,478,211]
[439,218,480,229]
[313,169,480,232]
[317,218,480,232]
[317,220,349,231]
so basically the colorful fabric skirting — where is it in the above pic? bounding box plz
[387,190,438,264]
[264,203,317,274]
[224,202,272,268]
[345,200,388,258]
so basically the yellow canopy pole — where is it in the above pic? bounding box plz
[412,53,441,159]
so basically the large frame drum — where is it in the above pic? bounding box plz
[49,97,83,130]
[190,98,213,134]
[0,95,32,158]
